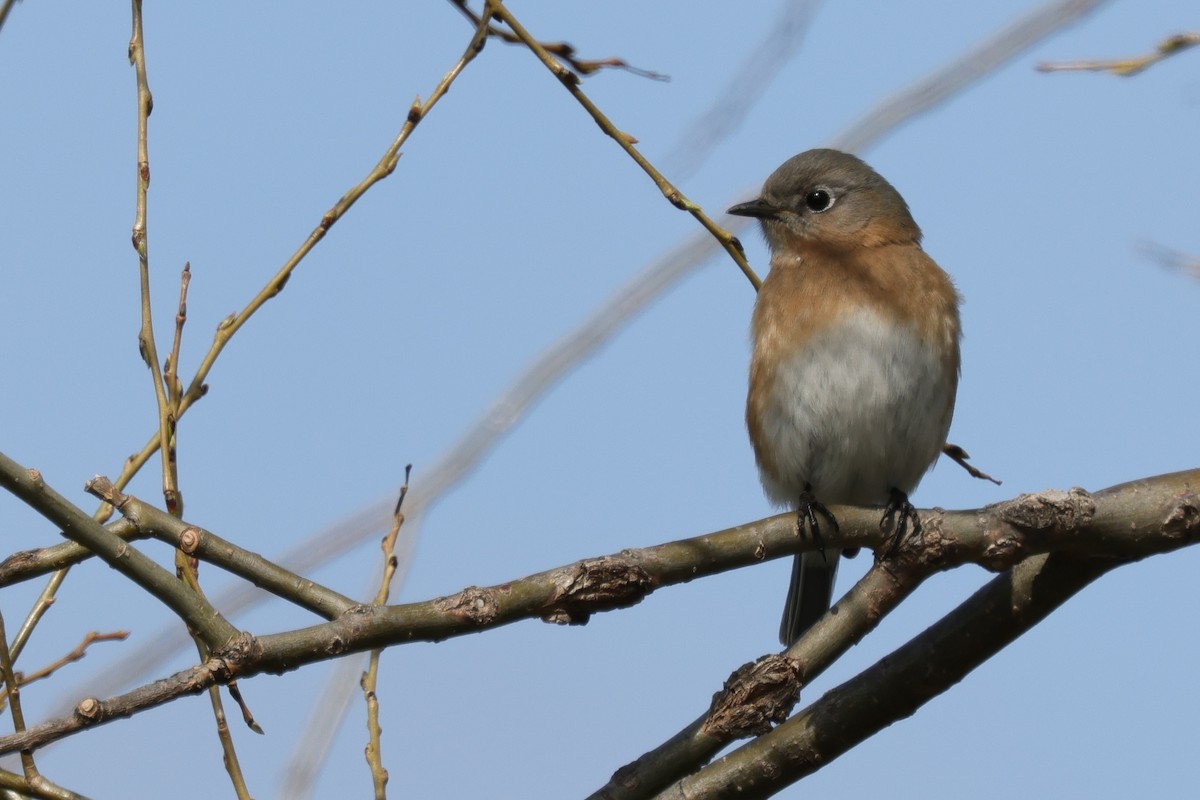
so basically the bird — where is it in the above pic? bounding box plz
[727,148,961,646]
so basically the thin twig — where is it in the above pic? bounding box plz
[34,0,490,716]
[0,631,129,708]
[363,465,412,799]
[130,5,249,786]
[446,0,667,80]
[203,669,253,799]
[0,609,37,780]
[483,0,761,290]
[127,0,178,516]
[165,262,191,411]
[661,0,823,180]
[102,0,494,521]
[1037,31,1200,76]
[942,443,1002,485]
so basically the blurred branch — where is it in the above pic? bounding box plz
[661,0,823,180]
[280,656,364,800]
[446,0,667,80]
[1138,240,1200,282]
[1037,31,1200,76]
[830,0,1111,153]
[0,0,21,37]
[8,469,1200,758]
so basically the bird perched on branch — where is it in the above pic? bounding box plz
[728,148,961,645]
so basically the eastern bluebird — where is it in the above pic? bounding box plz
[728,148,961,646]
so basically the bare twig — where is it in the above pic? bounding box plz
[0,631,128,708]
[483,0,761,290]
[165,262,191,411]
[202,675,252,799]
[38,0,490,710]
[942,443,1002,485]
[129,9,249,781]
[0,609,37,780]
[100,0,495,519]
[363,466,412,798]
[446,0,667,80]
[1037,31,1200,76]
[127,0,178,515]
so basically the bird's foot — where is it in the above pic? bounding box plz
[795,483,838,562]
[880,488,921,555]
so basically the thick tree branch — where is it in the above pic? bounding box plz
[657,549,1121,798]
[0,470,1195,758]
[592,469,1199,798]
[0,452,239,650]
[83,478,357,620]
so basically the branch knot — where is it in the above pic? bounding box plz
[702,654,802,739]
[540,556,653,625]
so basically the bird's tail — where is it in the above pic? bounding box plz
[779,549,841,646]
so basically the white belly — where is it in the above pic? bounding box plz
[756,307,954,508]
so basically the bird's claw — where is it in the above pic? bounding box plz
[795,484,838,563]
[881,488,921,555]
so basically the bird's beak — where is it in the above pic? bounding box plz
[727,198,780,219]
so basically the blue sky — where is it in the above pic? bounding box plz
[2,1,1198,797]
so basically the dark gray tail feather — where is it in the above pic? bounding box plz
[778,549,841,646]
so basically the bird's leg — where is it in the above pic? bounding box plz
[880,487,921,555]
[795,482,838,562]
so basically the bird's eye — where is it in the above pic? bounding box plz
[804,189,834,212]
